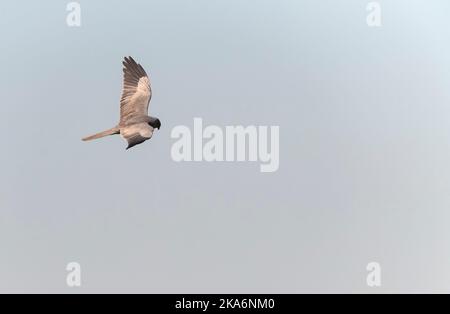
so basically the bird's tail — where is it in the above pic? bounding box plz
[82,127,120,141]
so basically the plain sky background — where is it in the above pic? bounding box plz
[1,0,450,293]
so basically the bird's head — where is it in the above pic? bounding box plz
[149,118,161,130]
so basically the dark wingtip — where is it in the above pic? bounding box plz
[123,56,133,65]
[123,56,136,64]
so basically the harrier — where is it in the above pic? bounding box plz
[82,56,161,150]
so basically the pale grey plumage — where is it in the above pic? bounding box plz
[82,56,161,150]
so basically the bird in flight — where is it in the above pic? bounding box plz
[82,56,161,150]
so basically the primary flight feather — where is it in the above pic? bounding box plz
[82,56,161,149]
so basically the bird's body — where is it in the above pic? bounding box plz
[82,56,161,150]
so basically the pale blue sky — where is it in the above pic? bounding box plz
[1,0,450,293]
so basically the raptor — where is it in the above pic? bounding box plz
[82,56,161,149]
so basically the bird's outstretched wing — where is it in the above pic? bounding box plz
[120,56,152,125]
[121,123,154,150]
